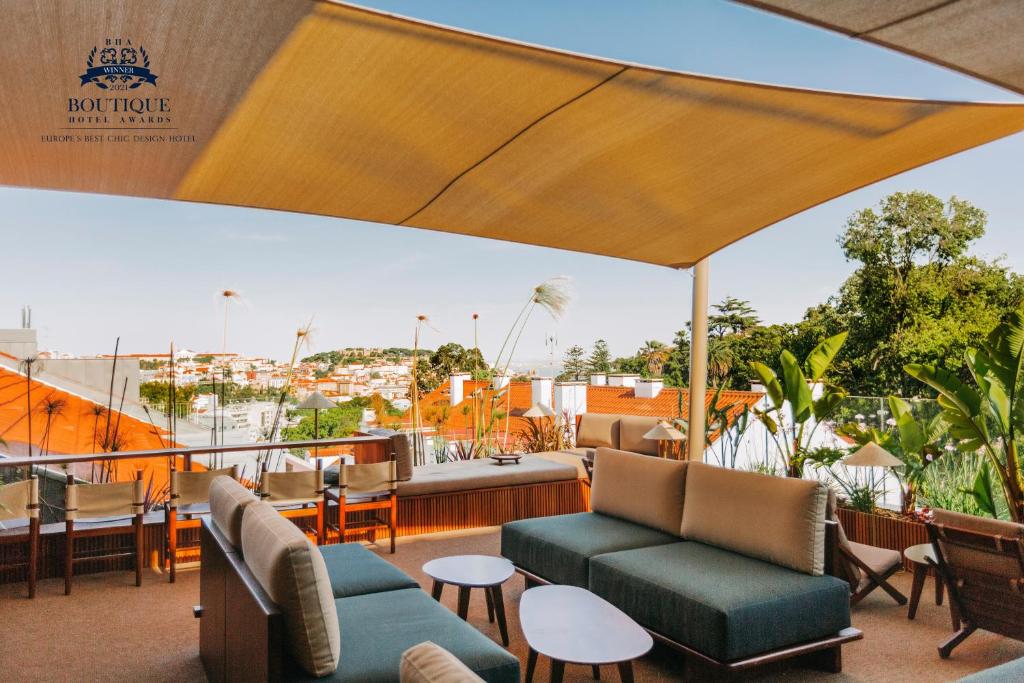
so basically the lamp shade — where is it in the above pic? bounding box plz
[297,391,336,411]
[843,442,903,468]
[523,403,555,418]
[643,421,685,442]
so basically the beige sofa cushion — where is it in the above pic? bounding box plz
[400,642,484,683]
[241,503,340,677]
[209,475,257,550]
[576,414,620,449]
[680,462,829,576]
[618,415,662,456]
[397,456,577,497]
[591,447,687,535]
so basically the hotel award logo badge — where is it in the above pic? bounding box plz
[79,39,157,90]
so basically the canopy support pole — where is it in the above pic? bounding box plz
[687,258,709,461]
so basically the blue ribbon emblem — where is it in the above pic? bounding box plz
[79,65,157,88]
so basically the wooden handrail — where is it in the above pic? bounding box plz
[0,436,390,468]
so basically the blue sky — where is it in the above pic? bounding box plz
[3,0,1023,365]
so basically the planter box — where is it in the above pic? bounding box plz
[835,507,929,571]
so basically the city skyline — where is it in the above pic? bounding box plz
[2,0,1023,364]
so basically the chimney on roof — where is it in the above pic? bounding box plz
[449,372,470,407]
[635,378,663,399]
[531,377,553,412]
[608,373,638,388]
[554,381,586,428]
[589,373,607,386]
[492,370,511,392]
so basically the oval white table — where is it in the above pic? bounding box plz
[422,554,515,646]
[519,585,653,683]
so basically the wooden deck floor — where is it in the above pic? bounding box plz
[2,527,1022,682]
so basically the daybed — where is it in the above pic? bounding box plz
[198,476,518,683]
[501,448,861,676]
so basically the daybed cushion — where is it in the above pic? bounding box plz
[400,642,485,683]
[284,588,519,683]
[397,456,576,497]
[576,413,620,449]
[617,416,661,456]
[590,447,686,535]
[501,511,678,587]
[590,542,851,662]
[320,542,419,599]
[241,502,340,677]
[532,448,591,479]
[209,475,257,550]
[680,462,829,576]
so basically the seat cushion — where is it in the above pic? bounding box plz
[617,415,661,456]
[400,642,485,683]
[283,588,519,683]
[846,541,901,592]
[501,512,678,587]
[397,457,576,497]
[590,447,686,535]
[957,656,1024,682]
[589,542,851,662]
[241,503,340,677]
[209,475,257,550]
[680,462,829,575]
[320,542,419,599]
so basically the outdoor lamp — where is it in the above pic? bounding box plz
[297,391,336,458]
[643,420,685,459]
[523,403,555,419]
[842,442,903,468]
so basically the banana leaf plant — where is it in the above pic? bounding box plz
[750,332,848,478]
[836,397,947,515]
[906,311,1024,523]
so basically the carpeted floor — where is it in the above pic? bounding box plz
[2,527,1022,682]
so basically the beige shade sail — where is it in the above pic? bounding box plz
[1,1,1024,267]
[736,1,1024,96]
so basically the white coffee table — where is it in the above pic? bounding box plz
[519,585,653,683]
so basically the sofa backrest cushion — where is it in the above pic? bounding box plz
[680,462,829,576]
[241,502,340,677]
[367,428,414,482]
[209,475,257,550]
[576,414,620,449]
[618,415,662,456]
[591,447,686,535]
[400,642,485,683]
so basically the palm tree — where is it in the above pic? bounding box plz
[639,340,669,376]
[707,337,736,385]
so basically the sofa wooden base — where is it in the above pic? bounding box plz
[516,566,862,677]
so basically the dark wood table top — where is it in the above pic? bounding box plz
[520,585,653,665]
[422,554,515,588]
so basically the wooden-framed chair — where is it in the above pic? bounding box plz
[165,464,239,582]
[926,508,1024,658]
[826,491,907,606]
[64,470,145,595]
[326,456,398,553]
[259,463,326,544]
[0,476,40,598]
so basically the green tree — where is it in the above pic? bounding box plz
[709,297,760,338]
[559,345,587,380]
[587,339,612,374]
[662,329,691,388]
[415,343,487,393]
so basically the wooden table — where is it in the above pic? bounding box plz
[422,554,514,646]
[519,585,653,683]
[904,543,959,629]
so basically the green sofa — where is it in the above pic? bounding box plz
[957,657,1024,681]
[201,477,519,683]
[502,448,858,674]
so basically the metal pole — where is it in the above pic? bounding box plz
[687,258,710,461]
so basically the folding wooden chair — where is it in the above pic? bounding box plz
[827,491,907,606]
[165,465,239,582]
[259,463,326,543]
[927,508,1024,658]
[0,476,40,598]
[326,456,398,553]
[64,470,145,595]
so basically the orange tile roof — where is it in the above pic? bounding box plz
[0,366,187,492]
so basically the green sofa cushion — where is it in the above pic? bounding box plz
[284,588,519,682]
[319,542,419,599]
[589,542,851,662]
[958,657,1024,682]
[501,512,678,588]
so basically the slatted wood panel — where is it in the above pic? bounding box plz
[837,507,929,571]
[0,479,588,584]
